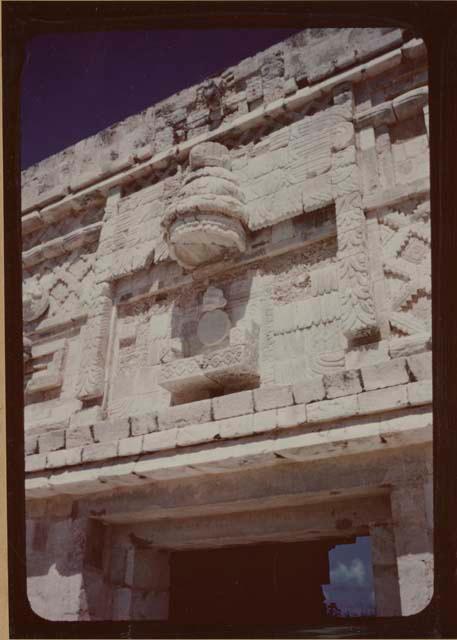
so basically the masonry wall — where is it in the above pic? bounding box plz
[22,27,432,621]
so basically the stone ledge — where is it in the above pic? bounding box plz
[24,371,433,474]
[25,408,432,498]
[22,42,409,222]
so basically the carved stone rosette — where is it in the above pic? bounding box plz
[163,142,248,270]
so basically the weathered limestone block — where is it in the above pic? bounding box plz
[25,453,47,473]
[212,390,254,421]
[82,442,118,463]
[390,484,433,615]
[66,425,94,448]
[176,421,220,447]
[361,359,409,391]
[111,587,133,620]
[118,436,144,457]
[276,404,308,430]
[27,515,96,621]
[306,395,359,423]
[130,413,158,436]
[323,370,362,399]
[253,385,293,412]
[358,385,408,415]
[93,419,130,443]
[218,414,255,440]
[38,429,65,454]
[24,435,38,456]
[142,428,178,454]
[407,380,433,406]
[369,525,402,616]
[46,447,82,469]
[292,377,326,405]
[407,351,432,381]
[158,399,212,430]
[131,591,169,621]
[388,333,431,358]
[252,409,278,434]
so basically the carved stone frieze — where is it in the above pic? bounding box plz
[25,338,68,396]
[380,200,431,336]
[76,282,113,402]
[23,279,49,322]
[158,335,259,396]
[330,84,378,341]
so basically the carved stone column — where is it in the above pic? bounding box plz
[76,187,120,404]
[331,83,378,342]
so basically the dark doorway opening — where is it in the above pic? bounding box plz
[169,539,346,625]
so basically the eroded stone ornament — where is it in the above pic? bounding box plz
[23,279,49,322]
[197,286,231,347]
[162,142,248,270]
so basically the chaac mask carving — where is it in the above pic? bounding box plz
[162,141,248,270]
[23,279,49,322]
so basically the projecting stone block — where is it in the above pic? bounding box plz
[130,413,158,436]
[82,442,118,463]
[254,385,293,412]
[361,359,409,391]
[93,419,130,443]
[407,380,433,407]
[358,385,408,415]
[388,333,431,358]
[323,371,362,399]
[176,421,220,447]
[66,425,94,448]
[142,428,178,453]
[276,404,307,430]
[118,436,144,457]
[292,377,325,405]
[407,352,432,381]
[158,399,212,430]
[306,395,359,424]
[212,390,254,420]
[38,429,66,454]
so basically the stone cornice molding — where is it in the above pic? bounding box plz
[21,39,426,226]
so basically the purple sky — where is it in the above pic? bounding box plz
[20,28,300,169]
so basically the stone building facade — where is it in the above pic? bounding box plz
[22,28,432,622]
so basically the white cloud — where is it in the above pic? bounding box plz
[330,557,367,587]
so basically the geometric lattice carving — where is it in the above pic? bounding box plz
[380,202,431,336]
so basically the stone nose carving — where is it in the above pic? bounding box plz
[23,279,49,322]
[162,142,248,270]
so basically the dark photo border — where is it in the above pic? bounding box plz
[3,1,457,637]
